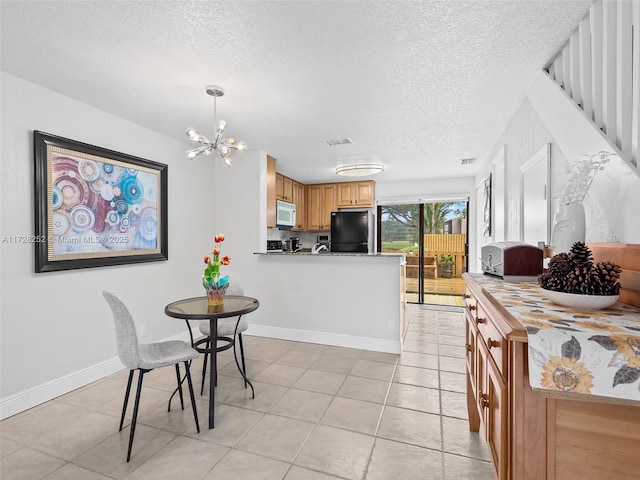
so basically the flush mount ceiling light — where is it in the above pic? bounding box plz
[185,85,247,166]
[335,163,385,177]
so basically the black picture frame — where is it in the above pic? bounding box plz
[34,131,168,273]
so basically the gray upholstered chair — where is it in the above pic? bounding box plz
[103,291,200,462]
[194,271,249,393]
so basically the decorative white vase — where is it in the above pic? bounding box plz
[551,203,586,254]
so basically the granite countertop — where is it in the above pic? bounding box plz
[255,251,405,258]
[471,273,640,404]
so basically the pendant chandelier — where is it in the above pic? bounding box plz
[186,85,247,166]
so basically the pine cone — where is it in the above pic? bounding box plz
[539,272,568,292]
[583,270,605,295]
[593,261,622,295]
[569,242,593,269]
[548,252,572,278]
[567,264,591,294]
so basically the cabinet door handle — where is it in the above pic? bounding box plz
[487,338,500,349]
[464,294,471,299]
[480,393,490,409]
[465,343,472,353]
[477,317,486,324]
[468,305,476,311]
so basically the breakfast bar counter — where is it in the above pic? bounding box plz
[249,251,406,354]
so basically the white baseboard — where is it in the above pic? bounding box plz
[0,330,193,420]
[245,324,401,354]
[1,326,398,420]
[0,357,124,420]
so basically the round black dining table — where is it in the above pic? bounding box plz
[164,295,259,429]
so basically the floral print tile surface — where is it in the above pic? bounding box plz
[472,274,640,402]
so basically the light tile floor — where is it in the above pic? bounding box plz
[0,304,496,480]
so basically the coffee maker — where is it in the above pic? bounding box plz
[290,236,301,251]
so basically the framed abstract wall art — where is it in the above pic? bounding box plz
[34,131,168,273]
[483,173,492,238]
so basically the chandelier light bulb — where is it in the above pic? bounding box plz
[224,157,233,167]
[187,146,206,160]
[236,142,247,151]
[217,119,226,133]
[186,127,201,142]
[227,136,236,144]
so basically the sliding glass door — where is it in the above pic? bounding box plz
[378,200,468,306]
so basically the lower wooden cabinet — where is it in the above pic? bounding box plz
[466,299,507,479]
[463,273,640,480]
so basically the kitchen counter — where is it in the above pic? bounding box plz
[471,273,640,403]
[256,251,405,258]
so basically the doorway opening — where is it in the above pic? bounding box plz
[378,200,468,307]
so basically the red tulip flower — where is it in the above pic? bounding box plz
[203,234,231,286]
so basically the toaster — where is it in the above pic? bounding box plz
[481,241,543,281]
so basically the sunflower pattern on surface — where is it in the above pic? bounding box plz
[472,274,640,402]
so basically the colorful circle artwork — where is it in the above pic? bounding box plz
[70,204,95,233]
[78,160,100,182]
[106,210,120,226]
[52,211,71,236]
[115,199,128,215]
[52,185,63,210]
[120,175,143,204]
[138,207,157,242]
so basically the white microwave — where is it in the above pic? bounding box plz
[276,200,296,228]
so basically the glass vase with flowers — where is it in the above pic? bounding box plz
[203,234,231,306]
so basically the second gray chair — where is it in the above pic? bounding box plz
[103,291,200,462]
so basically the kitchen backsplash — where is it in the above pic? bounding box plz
[267,229,325,249]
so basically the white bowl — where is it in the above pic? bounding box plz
[541,288,619,310]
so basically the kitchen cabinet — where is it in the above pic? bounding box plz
[292,180,306,230]
[276,173,293,202]
[465,286,507,479]
[463,272,640,480]
[336,181,375,208]
[306,183,336,231]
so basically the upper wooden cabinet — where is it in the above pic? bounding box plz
[268,163,374,231]
[292,180,306,230]
[336,181,375,208]
[306,184,336,231]
[275,173,293,202]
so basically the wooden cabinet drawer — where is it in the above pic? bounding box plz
[464,288,477,319]
[465,311,477,397]
[475,304,507,376]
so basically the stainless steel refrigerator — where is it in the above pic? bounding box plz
[330,211,374,253]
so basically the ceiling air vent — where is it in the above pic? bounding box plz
[325,138,354,146]
[460,157,477,165]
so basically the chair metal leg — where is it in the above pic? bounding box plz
[119,370,134,431]
[174,364,184,410]
[200,339,210,396]
[126,369,147,462]
[184,361,200,434]
[238,333,248,388]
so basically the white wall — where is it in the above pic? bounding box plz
[473,72,640,262]
[0,73,214,417]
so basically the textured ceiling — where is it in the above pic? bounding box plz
[1,0,593,184]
